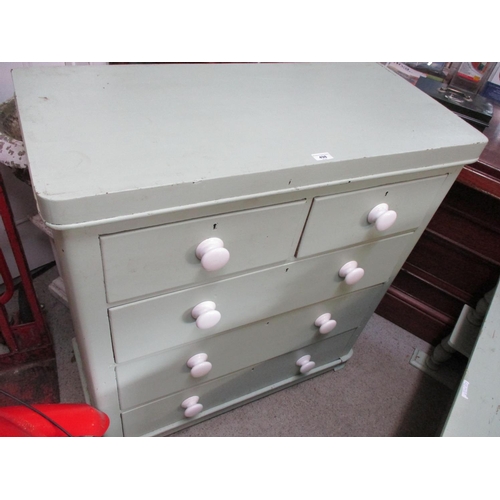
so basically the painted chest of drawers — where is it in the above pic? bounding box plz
[12,63,487,436]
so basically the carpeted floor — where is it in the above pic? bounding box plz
[34,265,465,437]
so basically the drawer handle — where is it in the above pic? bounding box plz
[339,260,365,285]
[367,203,397,232]
[296,355,316,374]
[314,313,337,334]
[196,237,230,271]
[182,396,204,418]
[191,301,222,329]
[187,353,213,378]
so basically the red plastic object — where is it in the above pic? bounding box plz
[0,403,110,437]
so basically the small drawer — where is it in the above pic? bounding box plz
[100,200,307,303]
[297,175,447,258]
[121,330,358,436]
[109,234,412,363]
[115,285,384,411]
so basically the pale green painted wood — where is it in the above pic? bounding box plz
[109,234,411,363]
[12,63,487,227]
[121,331,357,436]
[297,174,447,257]
[115,285,383,410]
[441,282,500,436]
[50,227,124,436]
[12,63,490,436]
[100,200,307,303]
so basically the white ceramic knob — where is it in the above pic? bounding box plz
[339,260,365,285]
[191,301,222,329]
[195,237,230,271]
[187,353,213,378]
[367,203,397,232]
[181,396,204,418]
[296,355,316,374]
[314,313,337,334]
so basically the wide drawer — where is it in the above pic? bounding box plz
[100,200,307,303]
[297,175,447,257]
[109,234,413,363]
[121,330,357,436]
[115,285,384,411]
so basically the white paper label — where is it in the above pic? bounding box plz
[312,152,333,161]
[461,380,470,399]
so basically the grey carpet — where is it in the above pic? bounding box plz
[34,265,463,437]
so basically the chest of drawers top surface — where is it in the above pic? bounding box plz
[12,63,486,227]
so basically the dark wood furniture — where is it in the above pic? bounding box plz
[376,101,500,346]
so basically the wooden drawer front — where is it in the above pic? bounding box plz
[297,175,447,258]
[121,330,357,436]
[110,234,412,363]
[100,200,307,303]
[115,285,383,411]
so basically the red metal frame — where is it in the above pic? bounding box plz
[0,172,53,366]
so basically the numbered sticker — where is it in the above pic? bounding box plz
[312,152,333,161]
[461,380,470,399]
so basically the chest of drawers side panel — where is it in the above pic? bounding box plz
[50,227,123,436]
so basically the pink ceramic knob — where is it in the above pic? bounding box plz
[196,237,230,271]
[339,261,365,285]
[368,203,398,231]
